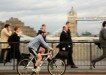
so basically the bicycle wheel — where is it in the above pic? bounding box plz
[48,59,66,75]
[17,59,34,75]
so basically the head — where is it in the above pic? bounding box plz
[38,30,46,37]
[42,24,46,27]
[4,24,11,31]
[66,21,72,29]
[102,21,106,28]
[14,26,21,33]
[40,24,46,32]
[63,25,68,32]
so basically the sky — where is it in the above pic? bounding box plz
[0,0,106,35]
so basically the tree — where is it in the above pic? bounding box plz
[81,31,92,36]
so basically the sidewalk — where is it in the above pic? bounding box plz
[0,69,106,74]
[0,60,106,74]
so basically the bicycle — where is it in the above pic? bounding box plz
[17,50,66,75]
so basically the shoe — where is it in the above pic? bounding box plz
[71,66,78,68]
[32,67,41,73]
[71,65,78,68]
[66,64,78,68]
[4,61,6,66]
[91,61,96,68]
[4,60,11,66]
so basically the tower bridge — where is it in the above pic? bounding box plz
[76,17,106,21]
[52,7,106,37]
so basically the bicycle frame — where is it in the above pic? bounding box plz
[26,51,52,69]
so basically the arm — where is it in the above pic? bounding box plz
[102,29,106,40]
[60,32,66,46]
[39,35,52,50]
[4,29,12,37]
[60,32,67,50]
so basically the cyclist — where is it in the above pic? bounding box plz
[27,30,53,72]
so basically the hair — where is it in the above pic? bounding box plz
[66,21,70,25]
[38,30,45,34]
[63,26,65,29]
[42,24,46,27]
[14,26,20,31]
[4,24,10,28]
[102,21,106,27]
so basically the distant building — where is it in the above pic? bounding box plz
[0,21,4,31]
[68,7,78,37]
[0,17,36,37]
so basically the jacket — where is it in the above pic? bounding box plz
[99,28,106,47]
[0,28,12,49]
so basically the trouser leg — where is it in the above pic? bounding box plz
[67,52,75,66]
[93,47,106,62]
[0,49,7,62]
[67,47,75,66]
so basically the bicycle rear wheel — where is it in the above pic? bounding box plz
[17,59,34,75]
[48,59,66,75]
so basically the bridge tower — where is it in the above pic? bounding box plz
[68,7,77,37]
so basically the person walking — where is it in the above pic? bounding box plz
[56,26,69,61]
[65,21,78,68]
[91,21,106,68]
[5,26,22,65]
[0,24,12,63]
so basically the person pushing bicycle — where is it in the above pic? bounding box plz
[27,30,53,73]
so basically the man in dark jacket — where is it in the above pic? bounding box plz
[56,26,69,59]
[92,21,106,68]
[65,21,78,68]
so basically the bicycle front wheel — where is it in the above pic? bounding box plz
[48,59,66,75]
[17,59,34,75]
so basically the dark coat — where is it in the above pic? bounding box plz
[59,31,70,50]
[56,30,73,58]
[67,29,73,45]
[57,29,73,49]
[8,32,21,60]
[99,28,106,48]
[56,31,69,58]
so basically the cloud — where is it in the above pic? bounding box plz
[0,0,106,34]
[0,0,68,12]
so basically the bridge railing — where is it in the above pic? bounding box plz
[0,41,106,70]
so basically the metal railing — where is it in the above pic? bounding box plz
[0,41,106,70]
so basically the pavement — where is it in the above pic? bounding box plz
[0,69,106,75]
[0,60,106,75]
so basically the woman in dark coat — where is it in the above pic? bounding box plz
[5,26,22,64]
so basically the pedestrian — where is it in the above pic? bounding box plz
[65,21,78,68]
[56,26,69,60]
[0,24,12,63]
[4,26,22,65]
[91,21,106,68]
